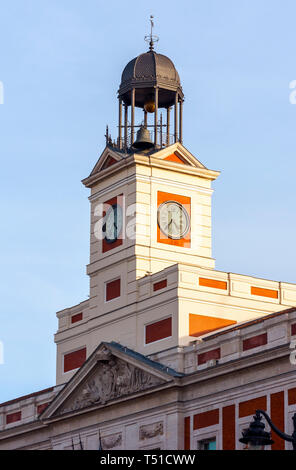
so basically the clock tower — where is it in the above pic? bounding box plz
[54,34,294,386]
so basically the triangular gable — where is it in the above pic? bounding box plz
[40,342,181,421]
[89,147,124,177]
[164,153,189,165]
[151,142,207,169]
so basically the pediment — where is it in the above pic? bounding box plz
[41,343,180,421]
[89,147,124,177]
[151,142,207,169]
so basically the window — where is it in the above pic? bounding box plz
[198,438,216,450]
[106,278,121,302]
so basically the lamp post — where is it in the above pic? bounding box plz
[240,409,296,450]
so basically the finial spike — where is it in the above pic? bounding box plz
[144,15,159,51]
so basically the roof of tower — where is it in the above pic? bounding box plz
[118,50,183,100]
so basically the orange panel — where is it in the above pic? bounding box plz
[193,409,219,430]
[164,153,187,165]
[145,317,172,344]
[157,191,191,248]
[251,286,278,299]
[222,405,236,450]
[6,411,21,425]
[101,156,117,170]
[106,278,121,301]
[239,396,267,418]
[271,392,285,450]
[199,277,227,290]
[102,194,124,253]
[189,314,236,337]
[64,348,86,373]
[184,416,190,450]
[71,312,83,324]
[288,388,296,405]
[153,279,167,291]
[242,333,267,351]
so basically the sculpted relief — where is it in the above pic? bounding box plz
[59,348,164,414]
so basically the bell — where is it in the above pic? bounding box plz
[132,126,154,150]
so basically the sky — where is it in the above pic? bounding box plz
[0,0,296,402]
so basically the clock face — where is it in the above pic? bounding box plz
[157,201,190,240]
[104,204,123,244]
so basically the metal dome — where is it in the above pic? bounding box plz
[118,50,183,108]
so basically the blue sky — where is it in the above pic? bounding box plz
[0,0,295,402]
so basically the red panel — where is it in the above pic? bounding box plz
[239,396,267,418]
[106,278,121,301]
[243,333,267,351]
[288,388,296,405]
[153,279,167,292]
[6,411,21,424]
[101,156,117,170]
[145,317,172,344]
[102,195,123,253]
[193,409,219,430]
[222,405,235,450]
[64,348,86,373]
[37,403,49,415]
[184,416,190,450]
[197,348,220,365]
[271,392,285,450]
[291,324,296,336]
[71,313,83,324]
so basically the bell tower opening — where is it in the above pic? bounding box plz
[106,17,184,152]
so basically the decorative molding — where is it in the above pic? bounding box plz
[89,174,213,202]
[57,347,164,415]
[139,421,164,440]
[102,433,122,449]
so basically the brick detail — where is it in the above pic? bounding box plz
[193,409,219,430]
[184,416,190,450]
[288,388,296,405]
[222,405,235,450]
[243,333,267,351]
[291,324,296,336]
[199,277,227,290]
[251,286,278,299]
[106,278,121,301]
[37,403,49,415]
[271,392,285,450]
[153,279,167,292]
[145,317,172,344]
[197,348,220,366]
[239,396,267,418]
[6,411,21,424]
[71,313,83,324]
[64,347,86,373]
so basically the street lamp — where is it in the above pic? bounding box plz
[240,409,296,450]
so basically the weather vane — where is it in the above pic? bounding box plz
[144,15,159,51]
